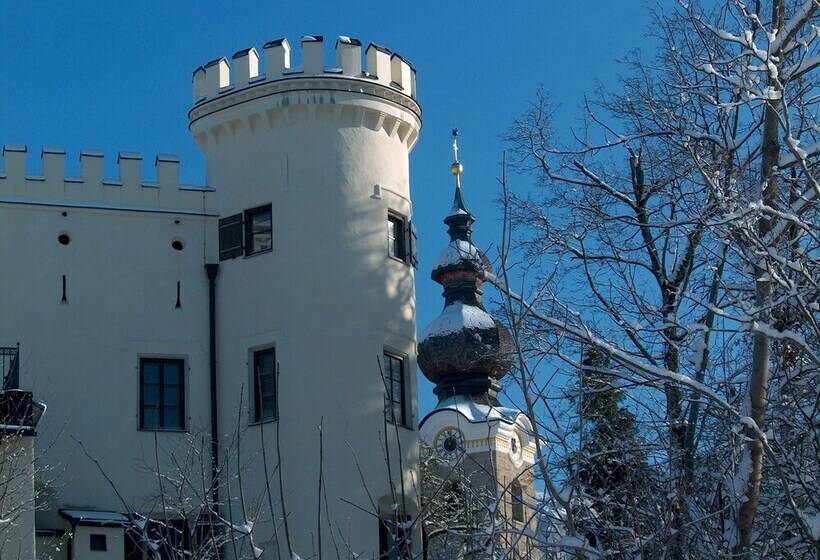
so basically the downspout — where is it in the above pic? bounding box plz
[205,263,220,513]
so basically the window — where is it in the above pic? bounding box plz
[387,212,407,262]
[379,516,412,560]
[245,204,272,256]
[253,348,277,422]
[511,480,525,523]
[219,213,243,260]
[90,534,107,551]
[383,351,408,427]
[140,358,185,430]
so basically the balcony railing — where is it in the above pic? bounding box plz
[1,344,20,390]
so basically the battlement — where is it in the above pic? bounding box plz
[191,35,417,105]
[0,145,214,216]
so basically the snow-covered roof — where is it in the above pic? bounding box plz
[434,239,483,270]
[420,395,522,427]
[420,301,496,342]
[59,509,129,526]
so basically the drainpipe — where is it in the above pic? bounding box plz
[205,263,220,513]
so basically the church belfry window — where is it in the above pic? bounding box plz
[140,358,185,430]
[253,347,277,423]
[245,204,272,256]
[387,212,407,262]
[511,479,525,523]
[383,351,408,428]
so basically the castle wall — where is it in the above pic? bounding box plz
[0,149,217,528]
[0,34,422,560]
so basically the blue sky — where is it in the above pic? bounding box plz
[0,1,662,415]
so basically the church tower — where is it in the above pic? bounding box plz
[418,132,539,559]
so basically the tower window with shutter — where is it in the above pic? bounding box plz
[383,350,408,427]
[387,211,408,263]
[253,347,277,422]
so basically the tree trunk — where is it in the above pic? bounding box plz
[735,1,784,555]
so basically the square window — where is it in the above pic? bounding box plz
[245,205,273,256]
[140,358,185,430]
[253,348,277,423]
[387,213,407,262]
[90,533,107,551]
[383,351,409,428]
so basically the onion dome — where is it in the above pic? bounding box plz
[418,130,512,403]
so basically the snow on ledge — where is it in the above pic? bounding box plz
[420,301,496,342]
[434,239,483,270]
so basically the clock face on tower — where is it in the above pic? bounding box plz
[510,432,521,461]
[435,428,465,461]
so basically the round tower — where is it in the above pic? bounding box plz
[189,36,421,558]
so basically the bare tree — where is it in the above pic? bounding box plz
[493,0,819,557]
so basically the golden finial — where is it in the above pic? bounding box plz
[450,128,463,185]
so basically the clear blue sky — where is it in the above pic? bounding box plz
[0,0,662,415]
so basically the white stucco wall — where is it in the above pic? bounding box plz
[0,35,422,560]
[0,157,217,531]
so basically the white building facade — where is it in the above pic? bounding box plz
[0,35,421,559]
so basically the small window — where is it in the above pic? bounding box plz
[245,204,272,256]
[253,348,277,423]
[387,212,407,262]
[383,351,408,427]
[511,480,525,523]
[90,533,107,551]
[219,213,243,260]
[140,358,185,430]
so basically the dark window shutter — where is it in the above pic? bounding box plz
[409,220,419,268]
[219,213,243,260]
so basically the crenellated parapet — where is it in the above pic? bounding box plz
[0,145,214,216]
[189,36,421,150]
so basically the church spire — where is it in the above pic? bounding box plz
[417,130,512,403]
[444,129,475,242]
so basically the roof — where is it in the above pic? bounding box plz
[59,509,130,527]
[419,395,522,428]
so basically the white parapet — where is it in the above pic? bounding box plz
[336,36,362,75]
[80,150,104,185]
[117,152,142,187]
[204,57,230,98]
[2,145,27,179]
[263,38,291,80]
[365,43,392,85]
[0,146,214,214]
[232,47,260,88]
[42,147,66,180]
[190,35,419,107]
[301,35,324,74]
[390,54,413,93]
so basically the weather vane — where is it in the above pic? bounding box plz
[451,128,463,188]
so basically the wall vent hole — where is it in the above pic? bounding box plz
[58,234,71,246]
[172,240,184,251]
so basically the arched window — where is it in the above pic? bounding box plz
[511,480,525,523]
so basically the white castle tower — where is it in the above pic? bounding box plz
[0,34,422,559]
[189,36,423,558]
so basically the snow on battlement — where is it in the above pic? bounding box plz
[0,145,213,215]
[191,35,417,104]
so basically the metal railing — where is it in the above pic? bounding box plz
[1,343,20,390]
